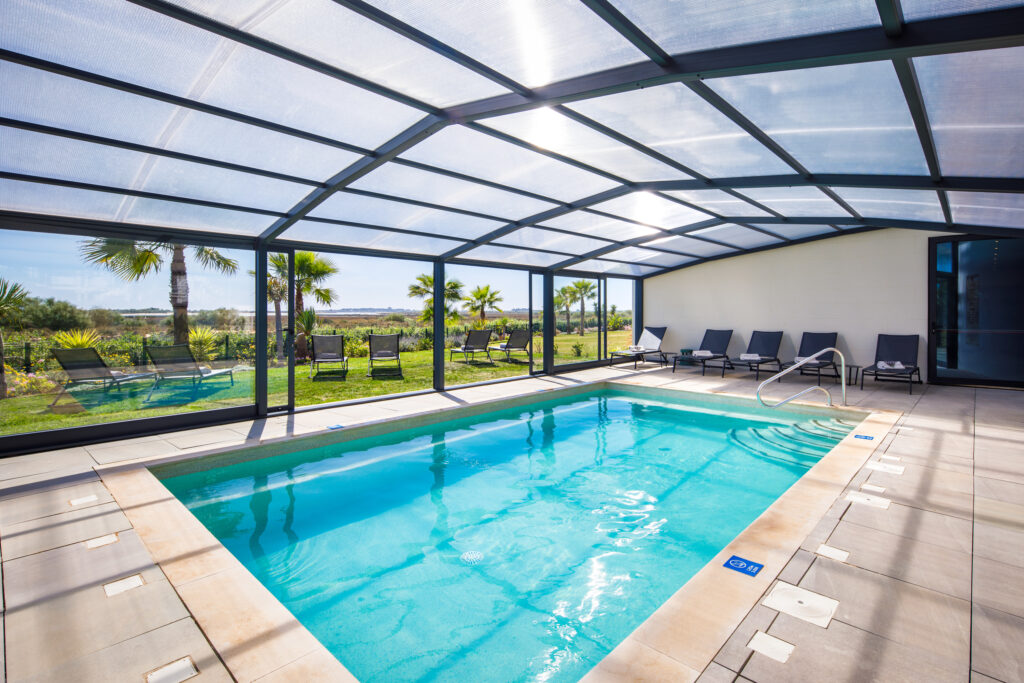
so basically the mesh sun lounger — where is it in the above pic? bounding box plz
[861,334,922,394]
[309,334,348,378]
[780,332,839,386]
[367,333,401,377]
[729,330,784,380]
[675,329,733,377]
[450,329,493,362]
[145,344,233,400]
[50,347,155,407]
[610,326,668,369]
[488,329,531,362]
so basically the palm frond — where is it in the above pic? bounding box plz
[0,278,29,312]
[80,238,164,281]
[191,246,239,274]
[311,286,336,306]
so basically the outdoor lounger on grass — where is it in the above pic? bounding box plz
[488,329,531,362]
[450,329,493,362]
[367,333,401,377]
[145,344,233,401]
[610,326,668,369]
[861,334,922,394]
[780,332,840,385]
[309,334,348,378]
[676,329,733,377]
[50,347,155,407]
[730,330,784,380]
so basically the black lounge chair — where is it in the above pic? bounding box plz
[309,334,348,378]
[729,331,784,380]
[610,326,668,369]
[861,334,922,394]
[675,329,733,377]
[780,332,840,386]
[488,329,531,362]
[367,333,401,377]
[50,347,155,407]
[145,344,233,400]
[450,329,493,362]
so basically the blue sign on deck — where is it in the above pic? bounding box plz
[327,424,345,430]
[724,555,763,576]
[854,435,874,440]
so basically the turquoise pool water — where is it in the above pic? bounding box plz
[162,388,857,682]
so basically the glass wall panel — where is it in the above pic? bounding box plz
[0,228,254,437]
[445,265,531,387]
[553,275,602,365]
[605,278,635,359]
[531,272,545,373]
[264,250,292,411]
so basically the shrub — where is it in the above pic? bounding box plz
[571,342,584,357]
[52,328,101,349]
[22,297,90,331]
[87,308,124,330]
[3,364,59,397]
[347,338,369,358]
[188,326,219,363]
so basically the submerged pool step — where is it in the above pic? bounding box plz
[728,429,823,469]
[810,419,852,436]
[755,428,833,455]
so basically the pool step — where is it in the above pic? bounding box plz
[753,428,832,455]
[728,429,818,469]
[731,418,854,469]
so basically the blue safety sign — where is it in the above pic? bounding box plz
[854,435,874,440]
[724,555,763,576]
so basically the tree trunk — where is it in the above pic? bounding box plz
[579,301,586,336]
[273,297,283,362]
[564,309,570,336]
[294,286,304,318]
[0,329,7,399]
[169,245,189,345]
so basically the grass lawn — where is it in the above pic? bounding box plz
[0,330,636,436]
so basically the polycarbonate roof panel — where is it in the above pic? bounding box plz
[308,192,503,240]
[0,127,311,212]
[643,234,738,258]
[901,0,1023,20]
[571,259,663,276]
[370,0,647,89]
[832,187,945,222]
[1,0,423,149]
[752,223,838,240]
[948,191,1024,228]
[279,220,464,255]
[539,211,661,241]
[169,0,508,107]
[740,187,848,217]
[459,244,565,268]
[914,46,1024,178]
[483,108,689,182]
[399,126,618,202]
[687,224,783,249]
[614,0,880,55]
[494,227,611,254]
[708,61,928,175]
[601,247,691,268]
[0,63,363,182]
[664,190,773,217]
[590,192,710,229]
[0,178,270,235]
[568,84,792,177]
[350,163,557,218]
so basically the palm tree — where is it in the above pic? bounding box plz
[0,278,29,399]
[292,251,337,316]
[408,274,464,324]
[463,285,503,325]
[555,286,577,336]
[571,279,597,336]
[81,239,237,344]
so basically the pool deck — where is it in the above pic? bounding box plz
[1,363,1021,682]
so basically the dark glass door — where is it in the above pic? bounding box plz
[930,236,1024,387]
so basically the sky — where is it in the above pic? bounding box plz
[0,229,633,312]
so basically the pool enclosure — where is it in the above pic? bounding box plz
[1,0,1022,455]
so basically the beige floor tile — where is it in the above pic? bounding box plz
[972,603,1024,683]
[164,427,250,451]
[826,521,972,599]
[975,476,1024,505]
[696,662,738,683]
[582,637,700,683]
[799,557,970,669]
[0,479,113,527]
[253,649,355,682]
[712,605,778,673]
[88,438,183,465]
[974,520,1024,568]
[973,556,1024,618]
[0,468,99,501]
[26,617,231,683]
[0,500,131,560]
[864,469,974,520]
[840,501,973,554]
[0,447,96,482]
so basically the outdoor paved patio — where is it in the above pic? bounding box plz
[1,363,1021,682]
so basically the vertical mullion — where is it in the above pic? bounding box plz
[287,249,295,410]
[433,259,445,391]
[543,272,555,375]
[255,243,268,416]
[528,272,535,374]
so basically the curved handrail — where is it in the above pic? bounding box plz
[757,347,846,408]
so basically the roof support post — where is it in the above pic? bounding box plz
[543,272,555,375]
[254,244,269,417]
[433,259,446,392]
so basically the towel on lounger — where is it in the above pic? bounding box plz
[877,360,905,370]
[794,356,809,363]
[740,353,761,361]
[693,349,713,358]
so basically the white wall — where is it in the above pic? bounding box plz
[644,229,946,379]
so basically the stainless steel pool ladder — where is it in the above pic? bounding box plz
[756,347,846,408]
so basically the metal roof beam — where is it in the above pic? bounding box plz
[875,0,906,38]
[638,174,1024,193]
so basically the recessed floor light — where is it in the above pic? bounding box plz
[763,582,839,628]
[846,491,891,509]
[880,455,901,462]
[145,656,198,683]
[103,574,144,597]
[69,494,98,506]
[748,630,795,663]
[85,533,119,549]
[866,461,904,475]
[860,483,886,494]
[815,544,850,563]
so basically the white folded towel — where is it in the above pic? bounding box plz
[628,345,643,352]
[740,353,761,361]
[877,360,905,370]
[794,356,809,363]
[693,349,713,358]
